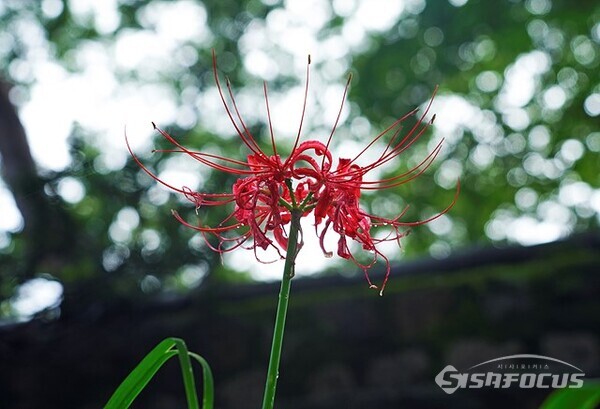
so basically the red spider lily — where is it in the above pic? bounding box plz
[127,51,459,294]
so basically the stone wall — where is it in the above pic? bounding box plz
[1,232,598,408]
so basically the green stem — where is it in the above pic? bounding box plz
[261,209,302,409]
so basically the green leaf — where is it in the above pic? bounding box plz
[539,380,600,409]
[190,352,215,409]
[104,337,214,409]
[174,338,200,409]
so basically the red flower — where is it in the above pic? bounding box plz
[128,51,458,294]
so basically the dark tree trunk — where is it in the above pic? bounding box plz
[0,79,75,278]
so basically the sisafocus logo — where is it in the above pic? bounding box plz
[435,354,585,394]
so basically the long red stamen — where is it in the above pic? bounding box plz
[212,50,266,159]
[344,108,419,167]
[321,73,352,168]
[263,81,277,157]
[285,54,311,168]
[225,76,265,155]
[152,123,259,174]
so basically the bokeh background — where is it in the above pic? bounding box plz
[0,0,598,408]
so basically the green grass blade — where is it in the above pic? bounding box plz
[539,380,600,409]
[104,338,178,409]
[190,352,215,409]
[173,339,200,409]
[104,337,215,409]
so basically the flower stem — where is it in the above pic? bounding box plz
[261,209,302,409]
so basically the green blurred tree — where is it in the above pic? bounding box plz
[0,0,598,319]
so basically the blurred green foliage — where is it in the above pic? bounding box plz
[0,0,598,319]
